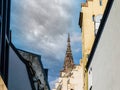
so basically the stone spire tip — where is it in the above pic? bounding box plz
[67,33,70,42]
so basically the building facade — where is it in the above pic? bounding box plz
[79,0,108,90]
[86,0,120,90]
[8,44,32,90]
[7,44,50,90]
[53,0,108,88]
[0,0,11,89]
[53,34,83,90]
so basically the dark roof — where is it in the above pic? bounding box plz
[10,42,50,90]
[10,42,36,90]
[86,0,114,70]
[17,48,50,90]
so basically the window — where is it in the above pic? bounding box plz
[94,15,103,36]
[100,0,102,6]
[67,79,70,84]
[89,71,90,74]
[90,86,92,90]
[89,67,92,74]
[87,54,90,58]
[90,67,92,71]
[92,15,95,21]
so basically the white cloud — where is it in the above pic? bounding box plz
[11,0,77,63]
[11,0,82,89]
[49,77,59,89]
[71,32,82,43]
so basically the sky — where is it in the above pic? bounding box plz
[10,0,85,89]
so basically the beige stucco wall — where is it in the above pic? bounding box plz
[70,65,84,90]
[0,76,7,90]
[52,65,84,90]
[80,0,108,90]
[81,0,107,57]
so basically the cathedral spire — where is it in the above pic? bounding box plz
[63,33,74,73]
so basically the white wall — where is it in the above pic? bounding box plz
[89,0,120,90]
[88,66,92,90]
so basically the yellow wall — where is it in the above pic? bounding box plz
[80,0,108,90]
[81,0,107,57]
[0,76,7,90]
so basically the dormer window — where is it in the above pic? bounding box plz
[93,14,103,36]
[100,0,102,6]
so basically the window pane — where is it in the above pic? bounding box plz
[100,0,102,6]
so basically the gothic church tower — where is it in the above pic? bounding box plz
[62,33,74,73]
[53,34,83,90]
